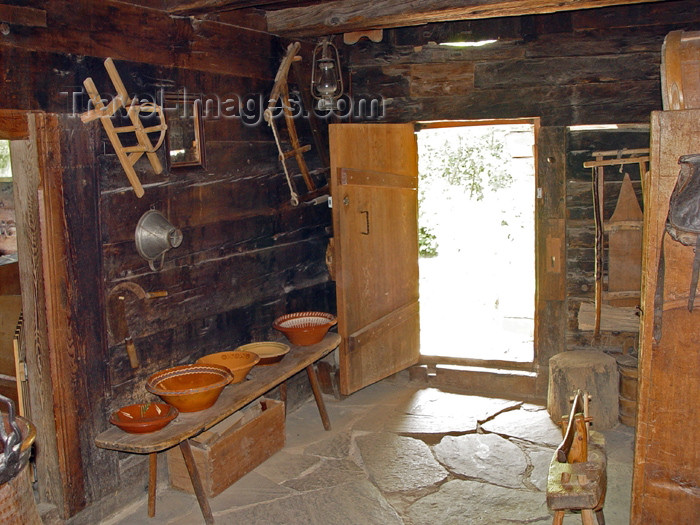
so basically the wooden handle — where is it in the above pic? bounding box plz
[125,337,140,369]
[556,390,588,463]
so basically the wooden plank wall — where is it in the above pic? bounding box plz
[0,1,333,520]
[348,1,700,126]
[347,2,700,379]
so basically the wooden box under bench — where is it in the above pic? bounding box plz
[167,397,285,498]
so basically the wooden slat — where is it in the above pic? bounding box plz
[266,0,666,37]
[340,168,417,189]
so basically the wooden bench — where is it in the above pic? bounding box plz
[546,390,607,525]
[95,333,341,524]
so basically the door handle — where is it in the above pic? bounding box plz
[360,210,370,235]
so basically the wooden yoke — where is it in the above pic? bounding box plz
[80,58,168,198]
[264,42,315,206]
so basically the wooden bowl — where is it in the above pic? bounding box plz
[196,351,260,383]
[273,311,337,346]
[146,364,232,412]
[235,342,290,365]
[109,402,178,434]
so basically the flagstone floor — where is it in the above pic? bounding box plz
[103,373,634,525]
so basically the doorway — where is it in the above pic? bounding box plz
[417,121,536,364]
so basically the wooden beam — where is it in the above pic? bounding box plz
[0,4,47,27]
[266,0,667,37]
[165,0,294,15]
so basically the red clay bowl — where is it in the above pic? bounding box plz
[234,341,290,365]
[145,364,232,413]
[273,311,337,346]
[196,350,261,383]
[109,402,178,434]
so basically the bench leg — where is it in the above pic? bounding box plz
[179,440,214,525]
[553,510,565,525]
[148,452,157,517]
[595,508,605,525]
[581,509,596,525]
[306,364,331,431]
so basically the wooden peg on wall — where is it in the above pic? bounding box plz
[344,29,383,45]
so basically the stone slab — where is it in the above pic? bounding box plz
[481,406,563,447]
[356,432,448,492]
[434,433,528,488]
[406,479,551,525]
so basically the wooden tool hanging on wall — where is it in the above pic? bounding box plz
[264,42,315,206]
[80,58,168,198]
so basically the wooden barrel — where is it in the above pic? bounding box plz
[617,354,638,426]
[661,30,700,110]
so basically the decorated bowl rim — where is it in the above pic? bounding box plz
[145,364,232,396]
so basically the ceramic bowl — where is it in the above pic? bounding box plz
[235,341,290,365]
[109,402,178,434]
[146,364,232,412]
[272,311,337,346]
[196,351,261,383]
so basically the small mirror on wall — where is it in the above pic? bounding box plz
[164,93,205,169]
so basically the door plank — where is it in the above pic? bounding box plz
[330,123,420,395]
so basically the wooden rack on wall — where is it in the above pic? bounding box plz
[582,148,649,336]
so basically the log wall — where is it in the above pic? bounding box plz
[0,1,332,521]
[347,2,700,371]
[348,1,700,126]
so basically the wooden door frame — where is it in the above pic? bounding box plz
[413,120,567,401]
[2,109,87,518]
[415,118,544,370]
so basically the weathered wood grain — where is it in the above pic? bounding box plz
[1,1,276,79]
[266,0,665,37]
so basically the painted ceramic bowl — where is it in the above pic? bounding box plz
[145,364,232,412]
[235,341,290,365]
[109,402,178,434]
[273,311,337,346]
[196,351,260,383]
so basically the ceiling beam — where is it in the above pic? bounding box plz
[165,0,314,16]
[266,0,667,37]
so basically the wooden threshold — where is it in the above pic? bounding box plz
[419,354,535,373]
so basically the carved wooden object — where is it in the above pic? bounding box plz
[80,58,167,198]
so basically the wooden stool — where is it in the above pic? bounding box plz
[547,351,619,430]
[547,390,607,525]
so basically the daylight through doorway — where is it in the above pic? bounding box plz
[417,123,535,362]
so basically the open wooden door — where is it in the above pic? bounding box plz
[329,123,420,395]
